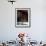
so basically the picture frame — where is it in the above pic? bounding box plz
[15,8,31,28]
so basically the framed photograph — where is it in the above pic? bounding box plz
[15,8,31,28]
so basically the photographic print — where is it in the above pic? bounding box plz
[15,8,31,28]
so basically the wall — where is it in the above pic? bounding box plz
[0,0,46,42]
